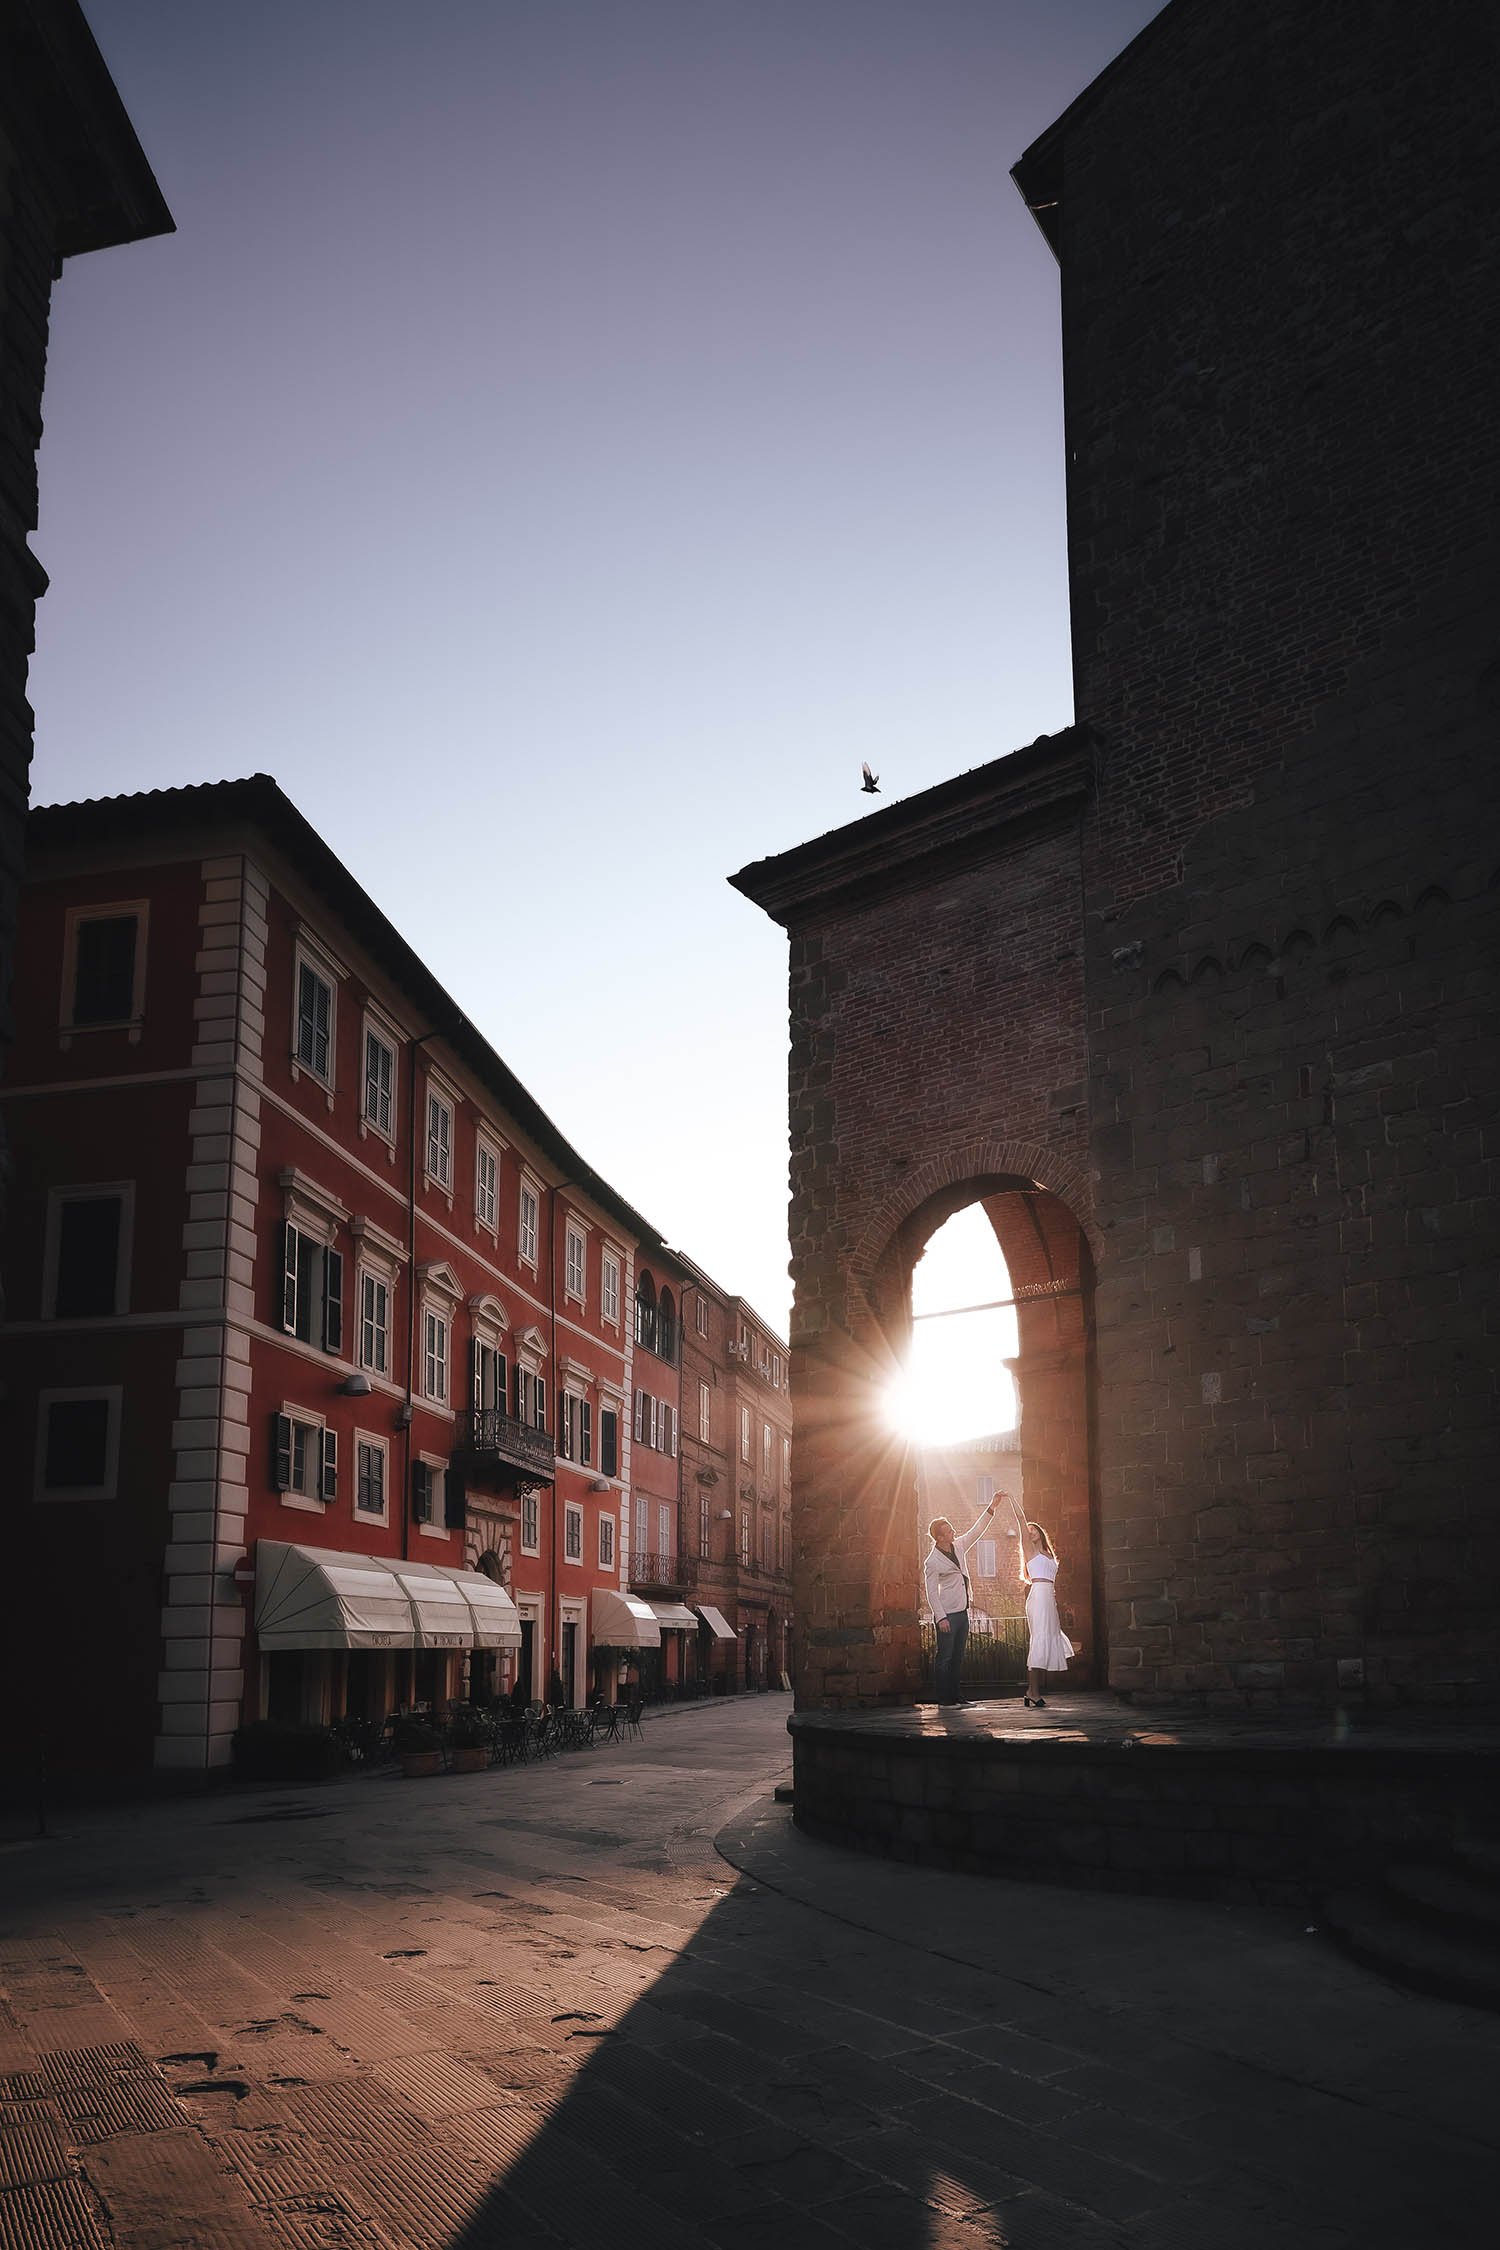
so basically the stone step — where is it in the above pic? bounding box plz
[1382,1861,1500,1950]
[1322,1888,1500,2014]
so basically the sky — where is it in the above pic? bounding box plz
[34,0,1161,1337]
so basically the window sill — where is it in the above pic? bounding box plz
[278,1493,327,1514]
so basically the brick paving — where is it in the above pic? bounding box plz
[0,1697,1495,2249]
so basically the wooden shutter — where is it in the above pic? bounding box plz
[580,1401,593,1467]
[445,1472,467,1530]
[272,1412,293,1491]
[320,1428,338,1502]
[600,1409,618,1478]
[322,1250,343,1354]
[412,1461,433,1523]
[279,1225,299,1333]
[469,1338,482,1412]
[534,1377,547,1432]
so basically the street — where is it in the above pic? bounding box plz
[1,1696,1496,2249]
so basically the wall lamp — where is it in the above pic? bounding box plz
[339,1372,372,1398]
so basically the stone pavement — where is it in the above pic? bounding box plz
[0,1695,1495,2250]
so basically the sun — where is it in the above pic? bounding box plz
[885,1205,1019,1446]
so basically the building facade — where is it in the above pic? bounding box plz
[3,777,783,1779]
[735,0,1499,1712]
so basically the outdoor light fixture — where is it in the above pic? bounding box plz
[718,1509,734,1520]
[339,1372,372,1398]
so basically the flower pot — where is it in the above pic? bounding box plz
[400,1750,443,1778]
[449,1745,488,1773]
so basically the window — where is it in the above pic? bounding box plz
[769,1350,785,1388]
[425,1091,453,1190]
[783,1435,792,1489]
[272,1410,336,1503]
[698,1380,712,1443]
[515,1365,547,1430]
[364,1028,395,1138]
[740,1405,751,1463]
[634,1274,657,1353]
[658,1501,674,1560]
[279,1224,343,1352]
[67,910,144,1029]
[559,1393,592,1465]
[976,1539,998,1579]
[739,1509,752,1567]
[519,1182,539,1267]
[470,1338,508,1413]
[601,1253,621,1327]
[599,1514,615,1570]
[410,1459,447,1526]
[476,1141,498,1232]
[762,1423,773,1480]
[521,1490,540,1554]
[359,1271,390,1375]
[699,1492,711,1561]
[356,1437,387,1516]
[564,1502,583,1563]
[422,1308,449,1402]
[599,1407,619,1479]
[296,960,333,1082]
[46,1188,130,1318]
[564,1226,586,1304]
[35,1388,122,1500]
[696,1294,709,1338]
[661,1403,677,1458]
[657,1289,678,1365]
[762,1515,775,1572]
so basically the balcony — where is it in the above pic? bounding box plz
[455,1408,555,1485]
[628,1550,685,1592]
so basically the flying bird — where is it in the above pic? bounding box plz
[861,762,880,794]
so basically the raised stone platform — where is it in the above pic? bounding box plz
[788,1693,1500,1904]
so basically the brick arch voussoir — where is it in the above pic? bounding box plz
[848,1137,1099,1320]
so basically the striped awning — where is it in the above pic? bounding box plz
[253,1541,521,1652]
[590,1590,662,1649]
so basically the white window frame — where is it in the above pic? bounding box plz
[518,1178,540,1269]
[475,1136,500,1235]
[423,1304,450,1404]
[42,1182,134,1320]
[34,1386,124,1502]
[415,1452,449,1540]
[740,1405,751,1463]
[59,901,149,1042]
[598,1513,616,1571]
[273,1399,331,1513]
[695,1293,709,1338]
[763,1423,773,1480]
[563,1500,584,1566]
[564,1224,587,1307]
[976,1539,998,1579]
[520,1489,541,1556]
[783,1435,792,1489]
[698,1380,712,1444]
[601,1250,622,1328]
[291,940,339,1094]
[358,1267,391,1377]
[361,1015,398,1146]
[425,1086,454,1194]
[355,1431,390,1521]
[658,1500,674,1561]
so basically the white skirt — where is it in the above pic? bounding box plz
[1025,1580,1075,1674]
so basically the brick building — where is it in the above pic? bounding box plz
[916,1432,1025,1633]
[0,1,172,1259]
[734,0,1499,1711]
[2,777,777,1778]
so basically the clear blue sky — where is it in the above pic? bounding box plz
[33,0,1160,1335]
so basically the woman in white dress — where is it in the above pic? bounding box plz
[1008,1495,1074,1708]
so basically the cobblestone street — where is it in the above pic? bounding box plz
[1,1697,1495,2250]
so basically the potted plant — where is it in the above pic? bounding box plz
[393,1717,444,1778]
[445,1709,492,1774]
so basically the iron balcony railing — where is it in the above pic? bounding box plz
[455,1408,555,1482]
[628,1550,685,1590]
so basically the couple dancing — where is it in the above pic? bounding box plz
[924,1491,1073,1708]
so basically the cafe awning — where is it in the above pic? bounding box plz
[695,1604,737,1641]
[590,1590,662,1649]
[647,1599,699,1631]
[253,1541,521,1652]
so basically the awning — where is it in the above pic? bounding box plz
[590,1590,662,1649]
[647,1599,698,1631]
[253,1541,521,1652]
[254,1541,417,1652]
[695,1604,736,1642]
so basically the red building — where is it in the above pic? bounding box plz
[2,777,735,1778]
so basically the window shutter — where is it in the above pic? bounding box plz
[496,1354,508,1414]
[649,1397,660,1451]
[666,1406,677,1459]
[272,1413,293,1491]
[512,1361,523,1417]
[581,1401,592,1466]
[412,1461,433,1522]
[469,1338,482,1412]
[633,1389,646,1443]
[601,1409,618,1478]
[534,1377,546,1432]
[322,1249,343,1354]
[445,1472,467,1530]
[279,1225,299,1333]
[320,1427,338,1502]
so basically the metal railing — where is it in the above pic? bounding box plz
[918,1618,1028,1692]
[627,1550,683,1589]
[455,1408,555,1481]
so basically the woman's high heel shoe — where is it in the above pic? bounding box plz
[1023,1696,1047,1709]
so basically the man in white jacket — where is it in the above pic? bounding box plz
[923,1498,1000,1706]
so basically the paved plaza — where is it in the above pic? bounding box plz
[1,1696,1495,2249]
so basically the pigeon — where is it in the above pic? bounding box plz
[861,762,880,794]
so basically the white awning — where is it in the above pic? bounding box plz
[590,1590,662,1649]
[254,1541,416,1652]
[253,1542,523,1652]
[647,1599,699,1631]
[695,1604,736,1642]
[390,1562,474,1648]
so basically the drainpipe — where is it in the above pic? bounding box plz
[547,1177,582,1700]
[399,1032,441,1566]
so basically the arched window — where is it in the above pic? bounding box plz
[634,1272,658,1354]
[657,1288,678,1365]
